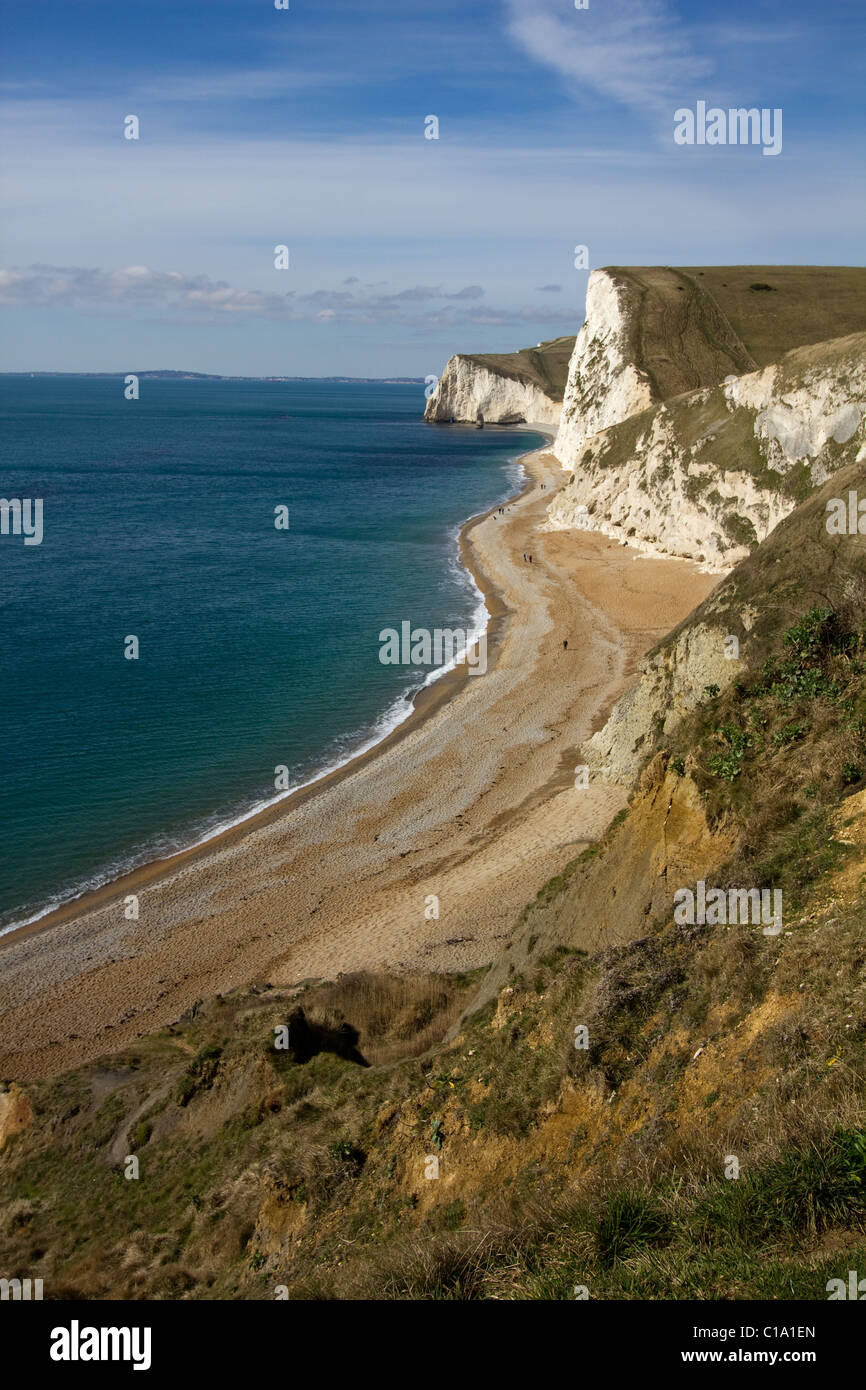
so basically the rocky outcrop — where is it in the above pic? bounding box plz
[582,622,739,786]
[545,333,866,573]
[725,345,866,480]
[0,1081,33,1148]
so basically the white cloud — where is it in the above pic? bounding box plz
[0,94,862,337]
[503,0,710,112]
[0,262,575,330]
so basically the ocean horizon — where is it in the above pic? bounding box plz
[0,375,544,933]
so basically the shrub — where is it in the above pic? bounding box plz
[328,1139,365,1171]
[707,723,752,781]
[131,1120,152,1149]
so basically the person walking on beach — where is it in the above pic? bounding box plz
[528,554,532,563]
[563,639,568,651]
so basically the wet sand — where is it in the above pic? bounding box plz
[0,445,718,1079]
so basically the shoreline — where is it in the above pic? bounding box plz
[0,428,550,950]
[0,435,719,1080]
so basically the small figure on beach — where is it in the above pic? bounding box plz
[523,552,526,562]
[529,554,533,563]
[563,639,568,651]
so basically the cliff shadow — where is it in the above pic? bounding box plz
[283,1006,371,1067]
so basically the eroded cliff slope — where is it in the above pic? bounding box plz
[574,455,866,788]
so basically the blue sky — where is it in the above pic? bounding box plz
[0,0,863,375]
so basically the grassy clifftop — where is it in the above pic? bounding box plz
[433,267,866,421]
[460,335,576,400]
[682,266,866,368]
[604,265,866,402]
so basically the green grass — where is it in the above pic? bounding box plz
[681,266,866,367]
[276,1129,866,1299]
[596,1190,672,1267]
[695,1131,866,1243]
[461,335,576,400]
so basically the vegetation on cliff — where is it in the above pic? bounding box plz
[3,471,865,1300]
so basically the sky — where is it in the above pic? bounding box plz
[0,0,863,376]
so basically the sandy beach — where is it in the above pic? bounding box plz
[0,442,718,1080]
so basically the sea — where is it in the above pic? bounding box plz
[0,375,544,934]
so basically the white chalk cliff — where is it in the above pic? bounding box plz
[424,356,561,426]
[553,270,655,467]
[425,267,865,573]
[423,338,574,427]
[546,333,866,573]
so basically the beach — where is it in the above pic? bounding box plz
[0,443,718,1080]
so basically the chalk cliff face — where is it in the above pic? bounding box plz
[552,265,762,473]
[424,355,562,426]
[553,270,655,466]
[545,333,866,573]
[725,350,865,480]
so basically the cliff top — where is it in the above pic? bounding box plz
[458,334,576,401]
[446,267,866,414]
[604,265,866,400]
[676,265,866,367]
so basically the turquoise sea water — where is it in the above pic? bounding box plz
[0,377,543,931]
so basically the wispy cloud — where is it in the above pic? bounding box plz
[503,0,710,112]
[0,263,573,329]
[136,67,362,103]
[699,22,809,48]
